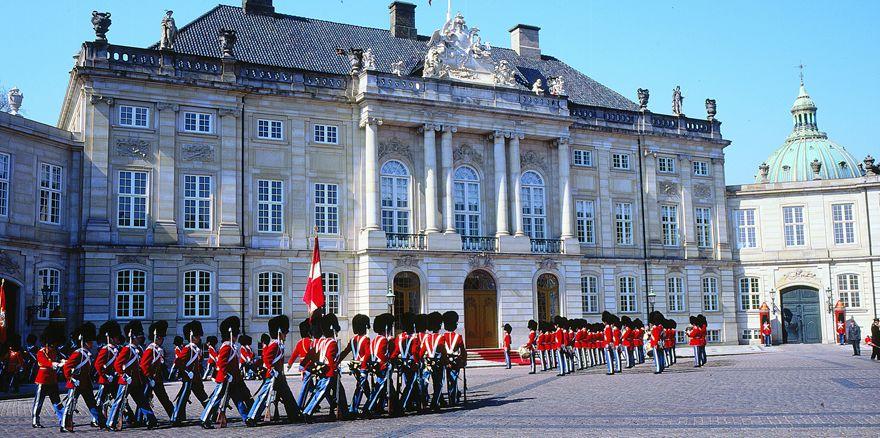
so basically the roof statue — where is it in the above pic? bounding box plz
[532,79,544,95]
[423,12,497,85]
[637,88,649,110]
[362,48,376,71]
[7,87,23,116]
[548,76,566,96]
[391,60,405,77]
[159,10,177,50]
[672,85,683,116]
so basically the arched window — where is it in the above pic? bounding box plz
[536,273,559,323]
[116,269,147,319]
[454,166,481,236]
[521,171,546,239]
[381,160,410,234]
[257,271,284,317]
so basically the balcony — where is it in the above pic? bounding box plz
[530,238,563,254]
[461,236,498,252]
[386,233,426,250]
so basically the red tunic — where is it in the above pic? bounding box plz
[621,328,633,348]
[392,332,418,360]
[699,325,708,347]
[553,328,564,349]
[114,345,142,385]
[35,347,59,385]
[503,333,511,350]
[603,325,613,347]
[612,327,622,347]
[761,323,772,336]
[63,348,93,389]
[3,350,23,374]
[349,335,371,370]
[214,341,240,383]
[371,335,389,371]
[94,344,117,385]
[688,326,702,346]
[836,322,846,335]
[206,345,218,366]
[261,340,285,378]
[139,343,165,379]
[314,337,338,377]
[526,330,536,350]
[633,329,644,347]
[239,345,255,366]
[664,329,675,348]
[286,337,313,369]
[174,343,203,376]
[649,326,663,349]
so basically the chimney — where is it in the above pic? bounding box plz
[389,2,417,39]
[242,0,274,15]
[509,24,541,59]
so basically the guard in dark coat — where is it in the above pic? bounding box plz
[200,316,253,428]
[247,315,300,425]
[141,320,174,419]
[61,322,105,431]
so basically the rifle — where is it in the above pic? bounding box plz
[263,375,277,422]
[217,380,231,428]
[116,383,129,430]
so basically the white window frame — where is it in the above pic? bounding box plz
[612,153,631,170]
[117,170,149,229]
[380,160,411,234]
[575,200,595,244]
[183,111,213,134]
[695,207,713,248]
[661,204,679,246]
[693,160,710,176]
[257,271,284,317]
[37,268,61,320]
[581,275,599,314]
[657,156,676,173]
[115,269,147,319]
[256,179,283,233]
[837,273,861,308]
[572,149,593,167]
[738,277,761,311]
[615,202,634,245]
[257,119,284,140]
[118,105,150,128]
[734,209,757,249]
[666,277,686,313]
[741,329,760,341]
[618,276,637,313]
[323,272,341,315]
[675,331,688,344]
[521,171,546,239]
[831,203,856,245]
[314,183,339,235]
[706,329,721,343]
[38,163,63,225]
[702,277,719,312]
[783,205,806,247]
[0,152,9,216]
[183,270,212,318]
[453,166,481,237]
[183,175,212,231]
[313,124,339,145]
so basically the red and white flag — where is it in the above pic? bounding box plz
[0,279,7,343]
[302,236,325,316]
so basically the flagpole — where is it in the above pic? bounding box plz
[446,0,451,22]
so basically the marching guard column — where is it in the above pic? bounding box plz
[557,137,579,255]
[360,116,386,248]
[428,124,461,250]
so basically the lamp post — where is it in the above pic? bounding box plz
[770,289,778,315]
[384,284,396,415]
[647,287,657,314]
[25,284,53,326]
[825,286,833,314]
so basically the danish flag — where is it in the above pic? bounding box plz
[302,236,325,316]
[0,279,7,343]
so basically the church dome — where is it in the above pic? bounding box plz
[757,82,862,183]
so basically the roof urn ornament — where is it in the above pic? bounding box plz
[7,87,23,116]
[810,158,822,180]
[493,60,516,87]
[864,155,877,176]
[672,85,684,116]
[548,76,566,96]
[758,162,770,183]
[422,12,496,84]
[91,11,112,42]
[361,48,376,71]
[336,48,364,75]
[391,60,405,77]
[637,88,650,110]
[705,98,717,121]
[218,29,237,59]
[532,79,544,95]
[159,10,178,51]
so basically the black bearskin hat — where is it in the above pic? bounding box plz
[183,320,204,340]
[298,319,311,339]
[239,334,253,346]
[503,323,512,333]
[621,315,632,328]
[697,314,707,327]
[415,314,428,333]
[99,321,122,342]
[321,313,341,337]
[77,322,97,343]
[374,313,393,335]
[260,333,271,346]
[268,315,290,337]
[428,312,443,332]
[41,322,66,346]
[149,320,168,340]
[443,311,459,331]
[670,320,678,329]
[601,311,614,324]
[173,336,184,347]
[649,311,664,326]
[125,320,145,338]
[527,319,538,331]
[400,312,416,333]
[309,315,324,338]
[206,335,218,346]
[220,316,241,341]
[633,318,644,329]
[689,315,698,326]
[352,314,370,336]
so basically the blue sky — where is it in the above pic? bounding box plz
[1,0,876,184]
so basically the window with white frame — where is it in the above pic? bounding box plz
[313,124,339,144]
[37,268,61,320]
[741,329,760,340]
[453,166,481,236]
[702,277,719,311]
[183,111,212,133]
[675,331,687,344]
[0,153,9,216]
[314,183,339,234]
[115,269,147,319]
[575,200,595,244]
[521,171,546,239]
[667,277,686,313]
[695,207,713,248]
[323,272,340,315]
[117,171,148,228]
[832,203,856,244]
[119,105,149,128]
[693,160,710,176]
[257,271,284,317]
[257,179,283,233]
[183,270,212,318]
[783,206,806,246]
[661,205,679,246]
[581,275,599,314]
[657,156,676,173]
[184,175,212,230]
[706,329,721,343]
[257,119,284,140]
[381,160,410,234]
[612,153,631,170]
[618,276,637,313]
[38,163,62,225]
[572,149,593,167]
[734,209,757,248]
[837,273,861,308]
[738,277,761,311]
[615,202,634,245]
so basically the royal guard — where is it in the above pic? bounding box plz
[633,319,646,364]
[392,312,421,411]
[687,316,702,368]
[621,316,634,369]
[414,313,430,409]
[256,333,271,379]
[302,313,346,420]
[94,322,122,421]
[239,335,255,380]
[142,320,174,419]
[552,316,566,376]
[1,334,24,393]
[200,316,253,429]
[601,312,616,375]
[24,333,39,382]
[612,315,623,373]
[32,322,65,428]
[836,315,846,345]
[421,311,445,410]
[524,320,537,374]
[761,316,772,347]
[443,311,466,405]
[365,313,396,415]
[536,322,548,371]
[202,336,218,381]
[247,315,300,426]
[341,314,371,415]
[664,319,677,366]
[648,311,665,374]
[286,319,314,410]
[107,320,156,431]
[169,335,184,381]
[61,322,105,431]
[171,320,208,425]
[502,323,512,369]
[697,314,708,366]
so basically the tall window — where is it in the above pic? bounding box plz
[667,277,685,313]
[693,160,710,176]
[661,205,679,246]
[0,153,9,216]
[521,171,546,239]
[572,149,593,167]
[314,183,339,234]
[615,202,633,245]
[612,153,631,170]
[183,270,212,318]
[39,163,63,225]
[783,206,805,246]
[119,105,149,128]
[453,166,481,236]
[832,203,856,244]
[739,277,760,311]
[380,160,410,234]
[257,119,284,140]
[618,276,637,313]
[323,272,341,315]
[115,269,147,319]
[734,209,757,248]
[117,171,148,228]
[695,207,713,248]
[575,200,595,244]
[706,329,721,343]
[837,274,861,308]
[184,175,212,230]
[581,275,599,314]
[183,112,212,133]
[257,180,283,233]
[657,156,676,173]
[702,277,719,311]
[257,271,284,317]
[313,124,338,144]
[37,268,61,320]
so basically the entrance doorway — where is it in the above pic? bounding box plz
[536,273,559,324]
[780,287,821,344]
[393,272,420,329]
[0,279,20,342]
[463,270,497,348]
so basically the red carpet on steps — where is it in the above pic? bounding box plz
[467,348,533,366]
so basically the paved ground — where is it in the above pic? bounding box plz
[4,343,879,437]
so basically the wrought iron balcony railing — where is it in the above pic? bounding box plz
[461,235,499,252]
[386,233,426,250]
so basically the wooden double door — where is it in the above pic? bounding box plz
[463,270,497,349]
[781,287,821,344]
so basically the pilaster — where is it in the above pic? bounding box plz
[84,94,113,243]
[217,107,242,245]
[153,102,179,244]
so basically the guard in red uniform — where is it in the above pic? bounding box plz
[341,314,371,415]
[141,321,174,419]
[687,316,702,368]
[612,316,624,373]
[414,313,430,409]
[200,316,253,428]
[32,322,65,428]
[649,311,665,374]
[366,313,395,414]
[239,335,256,380]
[836,315,846,345]
[287,319,314,410]
[169,336,184,381]
[502,323,512,369]
[246,315,300,425]
[421,312,445,410]
[633,319,646,364]
[620,316,634,369]
[61,322,105,431]
[203,336,218,381]
[1,334,23,393]
[302,313,346,420]
[524,320,537,374]
[761,316,772,347]
[107,320,155,430]
[697,314,708,366]
[393,312,421,411]
[664,319,677,366]
[537,323,548,371]
[601,312,617,375]
[171,320,208,425]
[94,322,122,422]
[443,311,466,405]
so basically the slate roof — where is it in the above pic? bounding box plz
[161,4,638,111]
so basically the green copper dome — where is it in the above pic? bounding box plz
[756,82,862,183]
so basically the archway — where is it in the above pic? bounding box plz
[780,286,821,344]
[0,278,21,343]
[536,273,560,324]
[463,270,497,348]
[393,271,420,329]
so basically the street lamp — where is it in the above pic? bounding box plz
[26,284,54,325]
[825,286,833,314]
[647,287,657,314]
[386,285,395,314]
[770,290,778,315]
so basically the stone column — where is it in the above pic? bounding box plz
[153,103,178,244]
[509,133,525,236]
[84,95,113,243]
[680,155,697,258]
[557,137,573,239]
[493,131,509,236]
[441,125,456,233]
[217,108,242,246]
[362,117,383,231]
[423,123,440,233]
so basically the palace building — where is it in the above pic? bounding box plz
[0,0,874,349]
